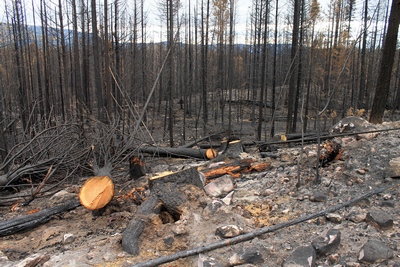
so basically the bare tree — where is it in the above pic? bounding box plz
[369,0,400,123]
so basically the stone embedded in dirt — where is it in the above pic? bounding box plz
[229,246,264,265]
[347,211,367,223]
[203,200,229,217]
[203,175,234,198]
[63,233,75,244]
[386,157,400,178]
[325,213,343,224]
[331,116,378,140]
[358,239,393,263]
[310,191,327,202]
[198,254,223,267]
[163,236,174,246]
[283,245,316,267]
[311,229,341,255]
[222,191,234,205]
[365,210,393,229]
[380,200,395,207]
[215,225,243,238]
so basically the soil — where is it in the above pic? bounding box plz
[1,116,400,267]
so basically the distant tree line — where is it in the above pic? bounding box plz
[0,0,398,156]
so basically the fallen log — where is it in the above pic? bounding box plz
[0,200,81,237]
[122,167,205,255]
[138,146,217,160]
[257,127,400,147]
[130,182,400,267]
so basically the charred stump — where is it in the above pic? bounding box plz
[129,156,146,180]
[121,167,205,255]
[319,139,343,167]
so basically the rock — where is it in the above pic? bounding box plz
[203,200,228,216]
[163,236,174,246]
[215,225,243,238]
[326,213,343,224]
[283,245,316,267]
[63,233,75,244]
[366,210,393,229]
[203,175,234,198]
[347,211,367,223]
[229,246,264,265]
[198,254,223,267]
[330,116,378,140]
[310,191,326,202]
[358,240,393,263]
[386,157,400,178]
[311,229,341,255]
[222,191,234,205]
[380,201,395,207]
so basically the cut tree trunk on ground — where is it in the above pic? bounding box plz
[139,146,217,160]
[79,176,114,210]
[122,167,205,255]
[200,159,271,180]
[0,200,81,237]
[213,140,245,161]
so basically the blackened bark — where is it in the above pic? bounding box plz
[370,0,400,123]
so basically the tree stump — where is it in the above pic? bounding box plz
[129,156,146,180]
[121,167,205,255]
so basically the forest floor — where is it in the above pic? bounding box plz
[1,110,400,267]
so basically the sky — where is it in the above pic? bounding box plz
[0,0,383,44]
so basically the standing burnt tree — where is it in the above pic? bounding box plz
[369,0,400,123]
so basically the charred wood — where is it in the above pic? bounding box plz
[138,146,216,160]
[122,167,205,255]
[0,200,80,237]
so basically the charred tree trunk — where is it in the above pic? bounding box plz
[122,167,205,255]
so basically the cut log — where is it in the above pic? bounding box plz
[139,146,217,160]
[213,139,245,161]
[122,167,204,255]
[79,176,115,210]
[280,132,329,141]
[0,200,80,237]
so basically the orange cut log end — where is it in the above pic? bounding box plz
[79,175,114,210]
[206,148,217,160]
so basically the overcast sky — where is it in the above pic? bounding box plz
[0,0,380,44]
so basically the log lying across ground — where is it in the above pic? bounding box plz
[139,146,217,160]
[0,200,81,237]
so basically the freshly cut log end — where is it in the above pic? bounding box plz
[206,148,217,160]
[79,176,114,210]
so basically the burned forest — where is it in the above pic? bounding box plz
[1,0,400,266]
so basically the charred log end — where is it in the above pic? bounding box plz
[129,156,146,180]
[319,139,343,167]
[79,176,114,210]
